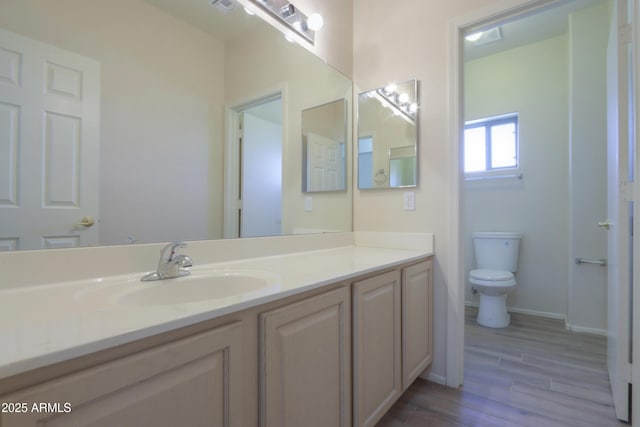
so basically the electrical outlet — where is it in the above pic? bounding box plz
[403,192,415,211]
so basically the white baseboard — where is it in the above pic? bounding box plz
[565,323,607,336]
[465,301,566,320]
[465,301,606,336]
[423,372,446,385]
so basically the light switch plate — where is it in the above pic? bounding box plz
[403,192,415,211]
[304,196,313,212]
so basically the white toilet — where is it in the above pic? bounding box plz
[469,232,521,328]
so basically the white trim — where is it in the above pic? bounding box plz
[223,107,241,239]
[223,84,287,239]
[566,323,607,337]
[425,373,447,386]
[632,0,640,421]
[447,14,464,389]
[449,0,564,389]
[465,300,566,320]
[466,300,606,336]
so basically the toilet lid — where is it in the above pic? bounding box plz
[470,269,513,281]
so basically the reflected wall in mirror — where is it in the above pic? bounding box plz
[357,79,418,189]
[302,99,347,193]
[0,0,352,251]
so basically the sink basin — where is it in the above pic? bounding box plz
[74,269,281,307]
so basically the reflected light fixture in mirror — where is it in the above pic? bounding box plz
[250,0,323,44]
[357,79,419,190]
[376,83,418,124]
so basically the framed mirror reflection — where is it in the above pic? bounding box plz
[302,98,347,193]
[357,79,418,189]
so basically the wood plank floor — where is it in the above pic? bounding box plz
[375,307,627,427]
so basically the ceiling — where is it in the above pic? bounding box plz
[464,0,607,61]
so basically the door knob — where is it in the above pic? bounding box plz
[598,219,613,230]
[75,216,95,227]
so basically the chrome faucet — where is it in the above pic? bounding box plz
[141,242,193,281]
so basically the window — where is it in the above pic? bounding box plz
[464,114,518,173]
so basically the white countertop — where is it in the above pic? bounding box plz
[0,244,432,380]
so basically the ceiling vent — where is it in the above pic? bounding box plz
[210,0,236,15]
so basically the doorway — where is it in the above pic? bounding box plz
[454,0,633,422]
[224,95,283,238]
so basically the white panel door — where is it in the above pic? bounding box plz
[306,132,343,191]
[0,28,100,250]
[606,0,632,421]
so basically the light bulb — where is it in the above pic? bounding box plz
[465,32,483,42]
[284,32,296,43]
[307,13,324,31]
[398,93,410,104]
[243,6,255,15]
[409,103,418,113]
[384,83,397,94]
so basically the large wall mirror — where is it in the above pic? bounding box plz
[302,98,347,193]
[357,79,418,189]
[0,0,352,251]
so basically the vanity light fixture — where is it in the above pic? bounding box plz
[210,0,236,15]
[375,82,417,124]
[249,0,323,44]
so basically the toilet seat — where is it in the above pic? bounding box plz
[469,269,515,287]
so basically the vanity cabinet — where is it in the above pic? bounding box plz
[0,256,433,427]
[352,270,402,427]
[402,260,433,389]
[0,322,244,427]
[259,286,351,427]
[352,260,433,427]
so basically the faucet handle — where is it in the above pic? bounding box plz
[160,241,186,262]
[174,254,193,268]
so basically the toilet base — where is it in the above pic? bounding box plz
[477,293,510,328]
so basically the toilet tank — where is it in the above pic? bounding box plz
[473,232,521,272]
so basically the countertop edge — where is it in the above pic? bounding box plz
[0,246,433,381]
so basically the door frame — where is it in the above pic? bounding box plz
[632,0,640,420]
[223,85,287,238]
[448,0,560,388]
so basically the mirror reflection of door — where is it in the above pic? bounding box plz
[301,98,347,192]
[0,28,100,250]
[239,98,282,238]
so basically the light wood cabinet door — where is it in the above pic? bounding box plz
[260,287,351,427]
[353,270,402,427]
[0,322,244,427]
[402,260,433,389]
